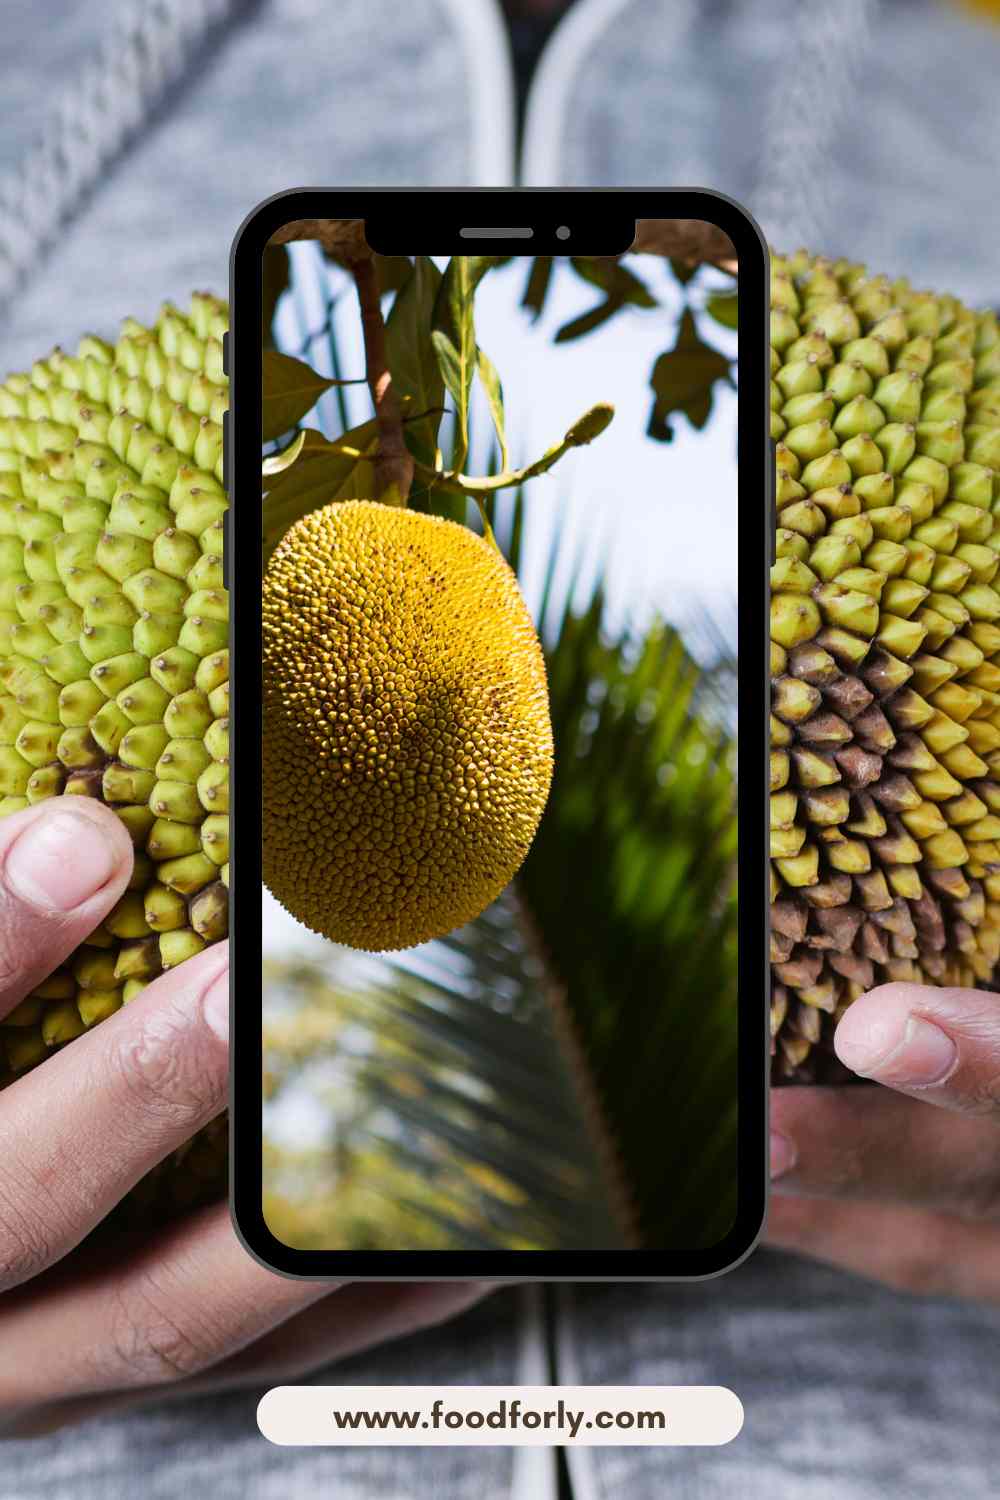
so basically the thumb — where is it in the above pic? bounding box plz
[0,797,133,1016]
[834,982,1000,1119]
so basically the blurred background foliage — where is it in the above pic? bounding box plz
[261,246,738,1252]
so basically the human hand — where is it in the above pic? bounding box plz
[0,799,488,1437]
[766,981,1000,1303]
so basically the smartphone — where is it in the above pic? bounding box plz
[229,190,767,1278]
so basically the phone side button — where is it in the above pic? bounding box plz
[221,407,230,590]
[222,330,230,377]
[769,437,777,566]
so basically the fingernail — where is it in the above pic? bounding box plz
[769,1131,797,1179]
[5,805,120,910]
[203,967,230,1042]
[837,1012,958,1087]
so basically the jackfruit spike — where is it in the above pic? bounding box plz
[770,250,1000,1081]
[0,291,229,1222]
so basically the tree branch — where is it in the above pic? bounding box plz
[349,255,413,504]
[271,216,738,276]
[268,218,371,262]
[632,218,738,275]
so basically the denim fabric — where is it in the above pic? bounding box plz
[1,0,512,373]
[523,0,1000,308]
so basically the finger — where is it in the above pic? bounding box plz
[764,1193,1000,1304]
[833,983,1000,1118]
[0,943,229,1290]
[0,1201,337,1413]
[3,1282,495,1437]
[0,799,133,1018]
[770,1085,1000,1220]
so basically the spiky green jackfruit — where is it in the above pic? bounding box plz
[262,500,554,951]
[771,251,1000,1079]
[0,294,230,1221]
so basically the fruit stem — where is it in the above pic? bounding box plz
[349,256,414,506]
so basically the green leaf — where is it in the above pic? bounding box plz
[261,428,307,479]
[373,254,413,296]
[569,256,657,308]
[553,257,657,342]
[385,256,445,465]
[706,291,739,330]
[475,345,508,472]
[261,421,379,559]
[261,245,289,348]
[553,299,622,344]
[521,255,555,321]
[647,310,733,443]
[430,255,500,471]
[262,350,362,442]
[262,421,380,491]
[669,258,698,286]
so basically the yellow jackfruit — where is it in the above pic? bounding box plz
[262,500,554,950]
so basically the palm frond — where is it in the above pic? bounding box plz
[262,894,627,1251]
[504,496,738,1250]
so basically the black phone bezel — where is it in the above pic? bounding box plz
[228,188,770,1281]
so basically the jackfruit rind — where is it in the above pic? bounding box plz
[770,250,1000,1079]
[262,499,554,951]
[0,294,230,1221]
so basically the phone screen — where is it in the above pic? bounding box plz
[238,198,763,1275]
